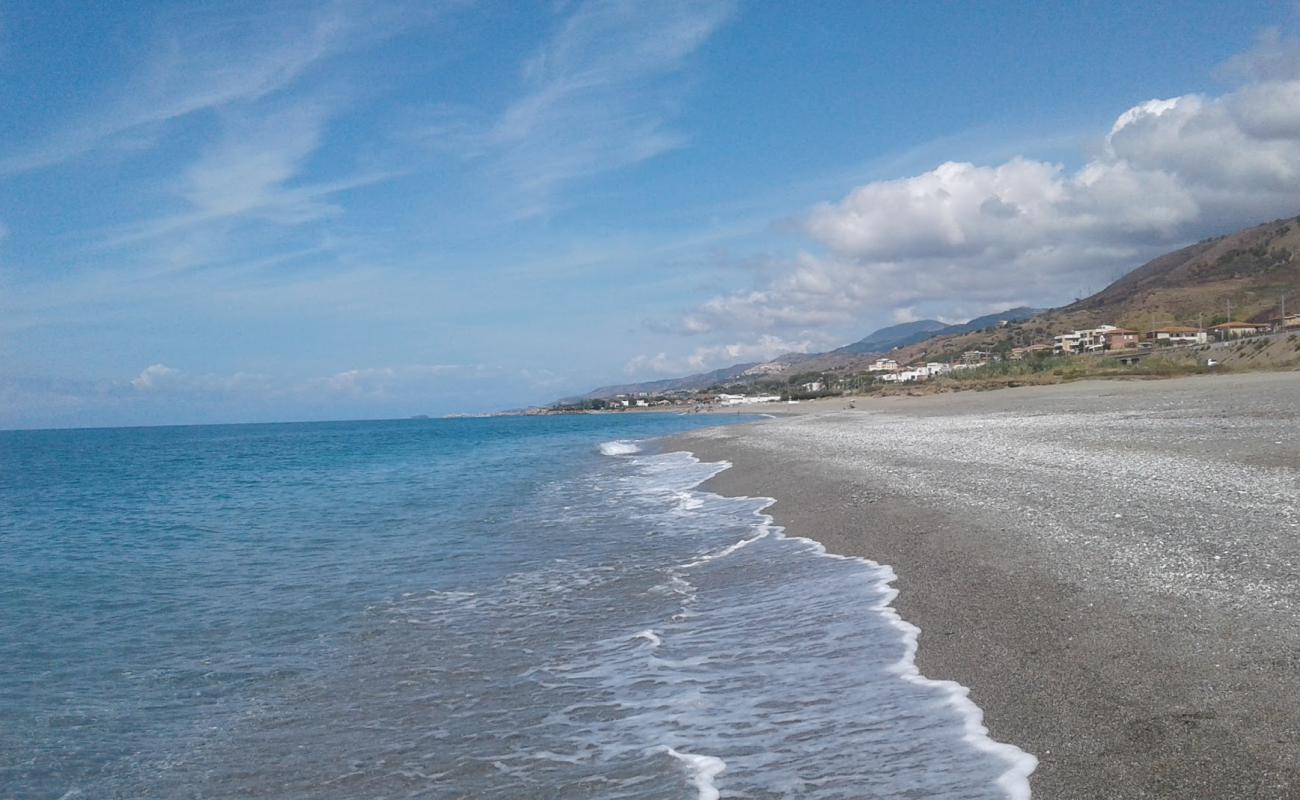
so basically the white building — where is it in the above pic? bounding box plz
[867,358,899,372]
[1054,324,1123,354]
[1143,326,1207,345]
[715,393,782,406]
[878,363,950,383]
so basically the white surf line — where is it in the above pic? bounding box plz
[662,448,1039,800]
[677,528,771,568]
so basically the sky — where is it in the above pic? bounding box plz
[4,0,1300,428]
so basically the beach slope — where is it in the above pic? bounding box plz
[669,372,1300,799]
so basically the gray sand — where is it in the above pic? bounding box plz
[666,372,1300,799]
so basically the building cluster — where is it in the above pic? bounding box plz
[579,313,1300,411]
[1051,315,1297,355]
[866,355,987,384]
[1052,325,1142,354]
[715,393,784,406]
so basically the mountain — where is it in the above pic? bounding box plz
[565,362,759,402]
[835,306,1044,355]
[833,320,949,354]
[882,214,1300,366]
[947,306,1044,334]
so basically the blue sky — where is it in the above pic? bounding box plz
[3,0,1300,427]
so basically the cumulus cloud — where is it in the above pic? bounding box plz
[675,31,1300,337]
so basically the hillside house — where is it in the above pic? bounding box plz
[867,358,899,372]
[1009,344,1052,360]
[961,350,990,365]
[716,393,781,406]
[1144,326,1207,345]
[1103,328,1139,349]
[879,368,928,383]
[1054,325,1134,354]
[1210,321,1269,338]
[886,364,945,383]
[1269,313,1300,331]
[1052,331,1082,354]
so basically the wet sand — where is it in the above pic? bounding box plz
[665,372,1300,799]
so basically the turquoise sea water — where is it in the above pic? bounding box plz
[1,414,1031,799]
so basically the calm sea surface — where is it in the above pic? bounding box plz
[1,414,1031,799]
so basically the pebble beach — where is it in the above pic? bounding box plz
[667,372,1300,799]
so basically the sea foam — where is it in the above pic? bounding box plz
[664,748,726,800]
[671,449,1037,799]
[598,440,642,456]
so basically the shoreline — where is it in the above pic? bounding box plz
[661,372,1300,799]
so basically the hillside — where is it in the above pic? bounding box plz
[887,214,1300,365]
[566,214,1300,403]
[568,306,1039,401]
[834,319,950,354]
[1062,216,1298,326]
[834,307,1043,355]
[568,362,759,401]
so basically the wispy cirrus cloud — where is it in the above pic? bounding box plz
[97,99,401,254]
[0,1,436,177]
[435,0,734,215]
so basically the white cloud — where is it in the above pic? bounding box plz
[437,0,734,214]
[181,104,330,221]
[0,2,428,177]
[96,100,401,253]
[1218,27,1300,83]
[674,31,1300,338]
[131,363,181,391]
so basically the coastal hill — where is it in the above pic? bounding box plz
[572,214,1299,400]
[832,307,1043,355]
[888,214,1300,366]
[575,362,761,402]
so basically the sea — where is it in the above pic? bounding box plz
[0,414,1034,799]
